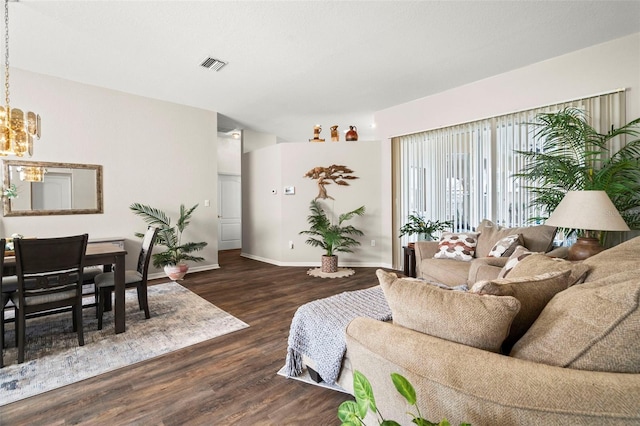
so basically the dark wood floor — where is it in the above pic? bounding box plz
[1,250,395,425]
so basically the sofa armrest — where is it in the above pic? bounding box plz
[345,317,640,425]
[546,246,569,258]
[413,241,440,276]
[467,257,507,285]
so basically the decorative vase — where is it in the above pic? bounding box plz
[330,125,339,141]
[418,233,432,241]
[321,255,338,273]
[309,124,325,142]
[164,263,189,280]
[345,125,358,141]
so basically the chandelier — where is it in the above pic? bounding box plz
[17,165,46,182]
[0,0,40,157]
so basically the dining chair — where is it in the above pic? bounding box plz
[1,239,10,367]
[0,239,19,368]
[95,226,158,330]
[11,234,89,364]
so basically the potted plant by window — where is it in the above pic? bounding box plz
[130,202,208,280]
[399,213,453,242]
[299,199,365,273]
[514,107,640,241]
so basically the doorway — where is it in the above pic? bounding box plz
[218,174,241,250]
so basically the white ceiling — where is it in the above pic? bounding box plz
[8,1,640,143]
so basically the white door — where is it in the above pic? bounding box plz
[218,174,241,250]
[32,174,72,210]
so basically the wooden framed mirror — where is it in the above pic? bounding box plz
[2,160,103,216]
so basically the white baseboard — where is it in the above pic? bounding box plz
[147,263,220,281]
[240,252,392,269]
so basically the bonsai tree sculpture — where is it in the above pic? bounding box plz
[399,213,453,241]
[299,199,365,273]
[514,107,640,242]
[303,164,359,200]
[130,202,208,280]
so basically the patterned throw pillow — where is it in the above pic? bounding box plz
[433,232,480,262]
[508,254,591,287]
[487,234,523,258]
[498,245,537,278]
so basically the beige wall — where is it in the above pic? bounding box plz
[2,69,220,277]
[242,141,386,267]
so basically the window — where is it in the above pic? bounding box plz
[393,90,626,266]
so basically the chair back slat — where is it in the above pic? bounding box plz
[137,226,159,276]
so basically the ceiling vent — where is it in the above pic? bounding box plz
[200,57,228,72]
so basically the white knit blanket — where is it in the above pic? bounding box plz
[285,285,391,385]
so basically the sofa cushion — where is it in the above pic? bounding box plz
[467,257,508,285]
[470,270,572,352]
[510,270,640,373]
[583,235,640,283]
[377,269,520,353]
[419,258,472,287]
[508,253,591,286]
[475,220,556,258]
[433,232,479,262]
[498,245,536,278]
[487,234,523,258]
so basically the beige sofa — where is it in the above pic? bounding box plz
[414,220,558,286]
[345,236,640,425]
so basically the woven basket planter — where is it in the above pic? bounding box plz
[321,255,338,273]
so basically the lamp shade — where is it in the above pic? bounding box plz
[545,191,630,231]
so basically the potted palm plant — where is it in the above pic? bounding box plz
[514,107,640,242]
[399,213,453,241]
[299,199,365,273]
[130,202,208,280]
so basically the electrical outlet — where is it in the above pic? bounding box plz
[371,240,376,247]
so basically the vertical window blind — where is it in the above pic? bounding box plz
[393,90,626,265]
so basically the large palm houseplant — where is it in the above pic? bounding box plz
[299,199,365,273]
[130,202,208,280]
[514,107,640,245]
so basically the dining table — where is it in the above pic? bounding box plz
[3,242,129,334]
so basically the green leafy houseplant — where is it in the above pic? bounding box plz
[338,370,470,426]
[130,202,208,268]
[299,199,365,257]
[514,107,640,237]
[399,213,453,241]
[2,183,18,199]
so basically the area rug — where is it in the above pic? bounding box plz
[306,267,355,278]
[0,282,249,406]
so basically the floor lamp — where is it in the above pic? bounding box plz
[545,191,630,261]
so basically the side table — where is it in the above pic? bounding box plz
[403,245,416,278]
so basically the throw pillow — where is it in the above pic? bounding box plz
[376,269,520,353]
[508,253,591,286]
[487,234,523,258]
[510,270,640,373]
[497,245,537,278]
[433,232,480,262]
[475,219,557,258]
[470,270,572,352]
